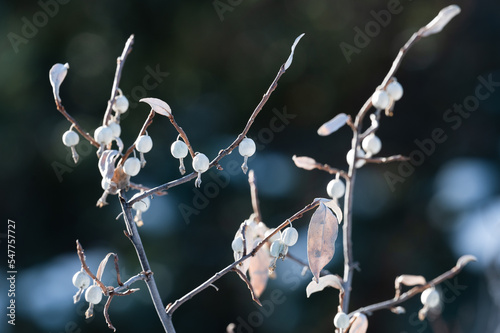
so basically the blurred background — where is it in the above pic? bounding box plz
[1,0,499,332]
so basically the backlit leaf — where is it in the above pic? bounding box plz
[292,155,317,170]
[317,113,349,136]
[307,202,338,282]
[249,239,270,297]
[306,274,344,298]
[284,33,305,70]
[420,5,461,37]
[49,63,69,102]
[350,313,368,333]
[140,97,172,117]
[456,254,477,269]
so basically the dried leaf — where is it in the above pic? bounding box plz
[284,33,305,70]
[456,254,477,269]
[110,166,130,192]
[319,198,343,224]
[140,97,172,117]
[49,63,69,102]
[306,274,344,298]
[350,313,368,333]
[307,202,338,282]
[249,239,270,297]
[96,252,117,282]
[292,155,317,171]
[234,221,257,275]
[98,150,119,179]
[395,275,426,290]
[420,5,461,37]
[317,113,349,136]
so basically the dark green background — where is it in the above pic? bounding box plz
[1,0,499,332]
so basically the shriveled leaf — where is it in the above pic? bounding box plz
[292,155,317,171]
[49,63,69,102]
[249,239,271,297]
[306,274,344,298]
[307,202,338,282]
[395,275,426,290]
[420,5,461,37]
[350,313,368,333]
[140,97,172,117]
[98,150,119,179]
[456,254,477,269]
[110,166,130,192]
[96,252,116,282]
[317,113,349,136]
[321,198,343,223]
[284,33,305,70]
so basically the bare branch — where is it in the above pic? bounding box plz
[104,294,116,332]
[56,104,100,148]
[118,110,156,167]
[233,268,262,306]
[76,240,108,293]
[129,182,167,196]
[362,155,410,164]
[248,170,262,222]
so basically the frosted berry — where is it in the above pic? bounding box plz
[327,179,346,199]
[362,134,382,155]
[72,271,90,289]
[171,140,189,159]
[334,312,350,329]
[132,196,150,212]
[123,157,141,176]
[231,237,244,253]
[85,285,103,304]
[421,287,440,308]
[372,89,390,110]
[136,135,153,153]
[62,130,79,147]
[238,138,256,157]
[108,122,121,138]
[346,148,366,168]
[386,80,404,101]
[270,240,288,258]
[94,126,113,145]
[113,95,129,114]
[193,153,210,173]
[282,227,298,246]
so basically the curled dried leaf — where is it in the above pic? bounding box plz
[140,97,172,117]
[320,198,343,223]
[49,63,69,102]
[307,202,338,282]
[249,239,271,297]
[420,5,461,37]
[306,274,344,298]
[292,155,317,171]
[96,253,117,285]
[317,113,349,136]
[349,313,368,333]
[284,33,305,70]
[456,254,477,269]
[395,275,426,290]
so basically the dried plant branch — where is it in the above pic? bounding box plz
[248,170,262,223]
[56,104,100,148]
[233,268,262,306]
[314,162,349,180]
[118,110,156,167]
[129,182,167,196]
[76,240,108,293]
[102,34,135,126]
[168,115,196,158]
[104,294,116,332]
[362,155,410,164]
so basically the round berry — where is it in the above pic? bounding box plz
[101,178,110,190]
[362,133,382,155]
[372,89,390,109]
[231,237,244,253]
[421,288,440,308]
[333,312,350,329]
[72,271,90,289]
[192,153,210,173]
[270,240,287,257]
[108,122,121,138]
[62,130,79,147]
[136,135,153,153]
[113,95,129,114]
[85,285,103,304]
[238,138,256,157]
[386,80,404,101]
[282,227,299,246]
[94,126,113,145]
[123,157,141,176]
[346,148,366,168]
[171,140,189,159]
[132,196,150,212]
[327,179,346,199]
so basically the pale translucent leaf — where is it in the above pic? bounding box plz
[350,313,368,333]
[395,275,426,290]
[139,97,172,117]
[249,239,270,297]
[292,155,317,170]
[306,274,344,298]
[98,150,119,179]
[320,198,343,224]
[96,252,116,281]
[284,33,305,70]
[420,5,461,37]
[307,202,338,282]
[49,63,69,102]
[317,113,349,136]
[234,221,257,275]
[456,254,477,268]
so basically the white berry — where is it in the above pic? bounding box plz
[327,179,346,199]
[123,157,141,176]
[101,178,110,190]
[231,237,244,253]
[372,89,390,109]
[85,285,103,304]
[171,140,189,159]
[421,288,440,308]
[192,153,210,173]
[281,227,299,246]
[334,312,350,329]
[136,135,153,153]
[62,130,79,147]
[113,95,129,114]
[72,271,90,289]
[108,122,121,138]
[238,138,256,157]
[132,196,150,212]
[386,80,404,101]
[362,133,382,155]
[346,148,366,168]
[94,126,113,145]
[270,240,287,258]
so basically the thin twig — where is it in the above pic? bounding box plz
[56,104,100,148]
[233,268,262,306]
[129,182,167,196]
[248,170,262,223]
[313,162,349,180]
[168,115,196,158]
[104,294,116,332]
[76,240,108,293]
[118,110,156,167]
[362,155,410,164]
